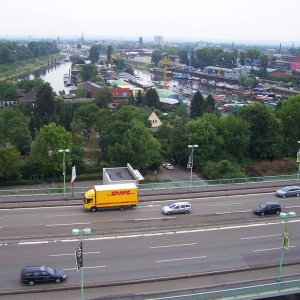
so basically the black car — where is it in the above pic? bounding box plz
[20,266,67,286]
[253,202,281,216]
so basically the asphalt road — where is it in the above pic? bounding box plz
[1,192,300,295]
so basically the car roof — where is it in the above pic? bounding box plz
[22,266,46,272]
[264,202,280,205]
[174,201,191,205]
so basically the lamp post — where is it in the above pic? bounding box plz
[187,144,198,191]
[58,149,69,197]
[277,211,296,282]
[72,228,92,300]
[297,141,300,179]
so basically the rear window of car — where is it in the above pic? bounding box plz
[24,272,32,277]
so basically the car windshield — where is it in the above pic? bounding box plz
[259,203,267,209]
[169,203,176,208]
[46,267,55,275]
[281,187,289,192]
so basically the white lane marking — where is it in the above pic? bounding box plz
[63,265,106,271]
[150,243,198,249]
[253,246,296,253]
[19,241,49,245]
[216,210,251,214]
[241,234,281,240]
[285,205,300,209]
[134,217,176,221]
[157,256,207,263]
[50,251,101,257]
[47,214,86,217]
[139,204,162,208]
[207,202,242,207]
[0,206,75,211]
[46,222,91,227]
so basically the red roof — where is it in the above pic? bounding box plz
[111,88,131,97]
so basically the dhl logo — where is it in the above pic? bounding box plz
[110,190,134,196]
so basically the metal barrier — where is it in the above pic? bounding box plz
[147,279,300,299]
[0,173,298,197]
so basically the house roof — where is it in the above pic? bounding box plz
[80,81,101,92]
[111,88,131,97]
[17,89,37,103]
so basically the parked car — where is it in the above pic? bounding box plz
[253,202,281,216]
[162,163,174,170]
[276,186,300,198]
[20,266,67,286]
[162,201,191,215]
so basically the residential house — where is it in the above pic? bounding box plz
[79,81,101,98]
[145,110,162,132]
[111,88,131,105]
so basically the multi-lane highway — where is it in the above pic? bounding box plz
[0,191,300,293]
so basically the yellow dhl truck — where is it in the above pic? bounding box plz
[83,183,138,212]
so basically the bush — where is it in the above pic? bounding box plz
[202,160,246,180]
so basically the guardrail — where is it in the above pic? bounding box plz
[0,173,298,197]
[147,279,300,299]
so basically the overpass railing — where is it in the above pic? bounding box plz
[0,173,298,197]
[147,278,300,300]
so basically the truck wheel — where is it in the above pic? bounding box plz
[91,207,96,212]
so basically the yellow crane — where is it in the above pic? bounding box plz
[159,58,175,89]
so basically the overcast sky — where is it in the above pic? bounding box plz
[1,0,299,44]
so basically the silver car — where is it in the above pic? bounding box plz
[276,186,300,197]
[162,202,191,215]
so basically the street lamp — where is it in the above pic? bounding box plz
[72,228,92,300]
[58,149,69,197]
[187,144,198,191]
[297,141,300,179]
[277,211,296,282]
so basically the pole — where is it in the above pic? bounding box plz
[80,230,84,300]
[63,151,66,198]
[189,147,193,192]
[277,243,285,282]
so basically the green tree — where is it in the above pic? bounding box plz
[238,103,283,159]
[89,44,100,64]
[144,88,160,108]
[246,48,261,68]
[204,94,217,114]
[34,82,55,127]
[176,101,188,119]
[70,54,85,65]
[31,122,73,178]
[107,120,161,171]
[190,91,205,119]
[151,49,162,65]
[107,45,113,64]
[0,81,17,102]
[0,108,32,154]
[95,87,112,108]
[0,146,24,180]
[276,95,300,157]
[136,90,143,106]
[80,64,97,81]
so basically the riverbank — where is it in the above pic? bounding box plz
[0,54,59,81]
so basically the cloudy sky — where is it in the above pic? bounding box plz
[1,0,299,44]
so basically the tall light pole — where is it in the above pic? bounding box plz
[297,141,300,179]
[277,211,296,282]
[59,149,69,197]
[187,144,198,191]
[72,228,91,300]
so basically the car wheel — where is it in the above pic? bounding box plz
[297,193,300,197]
[91,207,96,212]
[261,212,265,216]
[167,211,172,215]
[28,280,35,286]
[282,194,286,198]
[120,207,124,211]
[184,210,189,214]
[55,278,61,284]
[276,210,280,215]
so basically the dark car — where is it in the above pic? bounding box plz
[20,266,67,286]
[253,202,281,216]
[276,186,300,198]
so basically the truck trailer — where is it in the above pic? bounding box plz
[83,183,138,212]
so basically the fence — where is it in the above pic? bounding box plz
[0,173,299,198]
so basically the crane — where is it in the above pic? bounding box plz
[159,58,175,89]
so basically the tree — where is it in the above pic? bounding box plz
[246,48,261,68]
[89,44,100,64]
[0,108,32,154]
[34,82,55,127]
[151,49,162,65]
[80,64,97,81]
[136,90,143,106]
[0,146,24,180]
[31,122,73,178]
[176,101,188,119]
[70,54,85,65]
[204,94,217,114]
[275,95,300,157]
[107,45,113,64]
[95,87,112,108]
[190,91,205,119]
[107,120,161,171]
[238,103,283,159]
[144,88,160,108]
[0,81,17,102]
